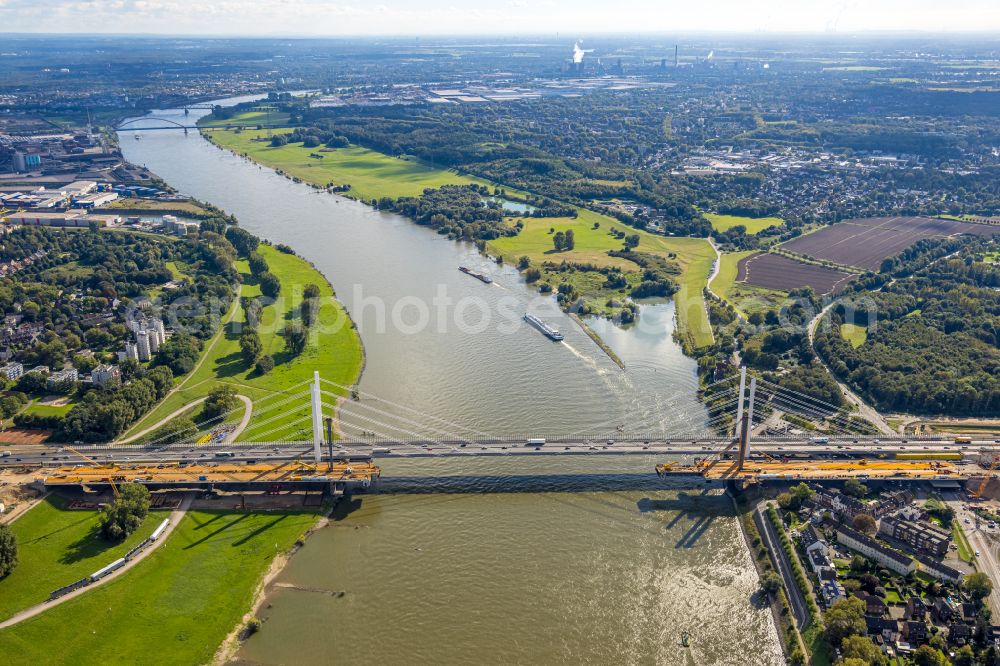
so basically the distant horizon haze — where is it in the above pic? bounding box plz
[0,1,997,36]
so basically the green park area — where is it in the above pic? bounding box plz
[0,507,319,666]
[704,213,784,235]
[203,127,482,201]
[709,250,788,317]
[122,243,363,443]
[489,209,716,348]
[0,496,163,622]
[840,323,868,348]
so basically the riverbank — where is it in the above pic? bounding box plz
[203,126,716,351]
[126,243,364,441]
[0,506,320,665]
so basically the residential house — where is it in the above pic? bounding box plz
[1,362,23,381]
[880,516,950,557]
[906,597,927,621]
[836,525,917,576]
[948,622,972,646]
[866,616,899,644]
[916,555,963,584]
[902,620,928,645]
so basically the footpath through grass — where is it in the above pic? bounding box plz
[0,509,319,666]
[0,496,163,622]
[952,521,975,564]
[204,127,482,201]
[127,244,363,442]
[704,213,784,235]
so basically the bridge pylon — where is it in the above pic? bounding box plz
[736,374,756,472]
[310,371,324,462]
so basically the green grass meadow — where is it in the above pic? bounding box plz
[704,213,784,235]
[205,127,482,201]
[0,508,319,666]
[124,244,363,443]
[0,496,163,622]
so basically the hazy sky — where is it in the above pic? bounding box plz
[1,0,998,35]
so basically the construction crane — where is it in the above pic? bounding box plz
[973,453,1000,498]
[63,445,120,498]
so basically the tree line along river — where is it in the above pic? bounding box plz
[118,98,782,665]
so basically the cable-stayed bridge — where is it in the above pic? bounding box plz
[9,369,999,491]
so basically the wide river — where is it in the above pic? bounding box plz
[120,99,782,665]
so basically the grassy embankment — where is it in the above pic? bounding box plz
[123,244,363,442]
[952,521,975,564]
[840,323,868,348]
[704,213,784,235]
[203,126,484,201]
[0,496,164,622]
[709,250,787,317]
[204,125,716,349]
[0,508,319,666]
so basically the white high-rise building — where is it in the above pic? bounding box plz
[136,331,151,361]
[147,328,161,353]
[150,318,166,340]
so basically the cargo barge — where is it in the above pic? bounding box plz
[459,266,493,284]
[523,313,564,341]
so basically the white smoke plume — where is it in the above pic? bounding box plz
[573,41,585,64]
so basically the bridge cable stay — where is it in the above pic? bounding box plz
[557,373,742,441]
[569,378,732,437]
[235,391,315,441]
[240,414,315,445]
[750,390,864,441]
[751,384,874,437]
[320,399,463,451]
[618,388,743,441]
[318,377,497,440]
[755,377,880,431]
[318,388,486,447]
[129,382,313,449]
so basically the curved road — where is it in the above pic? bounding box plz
[807,301,894,436]
[117,394,253,445]
[0,493,192,630]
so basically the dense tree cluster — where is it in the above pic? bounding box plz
[816,241,1000,415]
[98,483,150,541]
[379,185,516,241]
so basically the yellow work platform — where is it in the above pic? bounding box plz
[656,459,962,482]
[43,460,380,487]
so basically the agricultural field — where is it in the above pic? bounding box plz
[122,244,363,442]
[203,128,483,201]
[780,216,998,271]
[737,252,857,294]
[0,509,319,666]
[704,213,783,235]
[0,496,164,622]
[709,250,787,316]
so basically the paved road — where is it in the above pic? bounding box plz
[755,504,810,629]
[806,301,895,436]
[946,495,1000,617]
[0,493,192,629]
